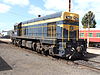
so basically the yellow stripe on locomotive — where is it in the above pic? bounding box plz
[14,11,79,41]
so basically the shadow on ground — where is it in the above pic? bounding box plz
[86,53,100,59]
[0,40,10,44]
[0,56,12,71]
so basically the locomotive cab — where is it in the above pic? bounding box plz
[13,22,22,36]
[56,12,87,59]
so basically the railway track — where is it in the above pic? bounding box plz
[12,44,100,72]
[21,47,100,72]
[74,59,100,72]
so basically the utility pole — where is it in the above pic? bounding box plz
[69,0,71,12]
[87,18,90,48]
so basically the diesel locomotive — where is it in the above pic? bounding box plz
[11,11,87,59]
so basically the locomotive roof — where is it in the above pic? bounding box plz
[22,11,62,24]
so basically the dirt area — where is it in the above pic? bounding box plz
[87,47,100,55]
[0,40,100,75]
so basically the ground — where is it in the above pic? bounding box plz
[0,39,100,75]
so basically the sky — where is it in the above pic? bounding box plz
[0,0,100,32]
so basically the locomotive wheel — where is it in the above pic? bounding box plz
[16,40,20,47]
[49,48,53,56]
[44,50,49,56]
[41,48,45,55]
[15,40,17,46]
[43,45,49,56]
[12,39,14,45]
[13,40,16,45]
[32,42,36,51]
[18,40,22,47]
[36,43,41,53]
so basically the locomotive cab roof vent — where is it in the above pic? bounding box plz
[38,15,41,17]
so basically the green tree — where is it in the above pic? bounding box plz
[81,11,96,28]
[81,11,96,47]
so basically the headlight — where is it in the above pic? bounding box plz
[73,16,79,20]
[66,16,72,19]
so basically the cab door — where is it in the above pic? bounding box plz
[18,22,22,36]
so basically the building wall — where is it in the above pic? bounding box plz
[79,29,100,42]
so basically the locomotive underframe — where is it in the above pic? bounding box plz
[11,36,87,59]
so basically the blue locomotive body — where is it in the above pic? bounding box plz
[12,11,87,59]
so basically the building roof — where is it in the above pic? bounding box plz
[79,28,100,31]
